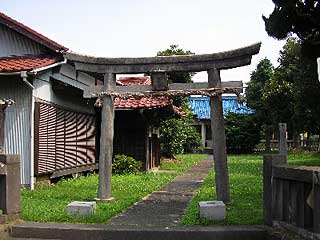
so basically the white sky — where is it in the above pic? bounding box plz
[1,0,285,83]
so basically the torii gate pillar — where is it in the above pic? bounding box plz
[208,68,230,203]
[96,73,115,201]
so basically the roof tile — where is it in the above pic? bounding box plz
[117,76,151,86]
[114,96,172,110]
[0,56,57,73]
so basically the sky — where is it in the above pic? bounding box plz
[1,0,285,83]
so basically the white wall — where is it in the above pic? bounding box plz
[33,69,95,114]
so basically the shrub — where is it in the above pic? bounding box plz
[225,113,260,153]
[183,125,201,152]
[160,118,187,157]
[160,118,201,158]
[112,154,142,174]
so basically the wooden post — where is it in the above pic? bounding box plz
[97,73,115,201]
[263,154,287,225]
[201,122,206,148]
[279,123,287,156]
[208,68,230,203]
[151,71,168,91]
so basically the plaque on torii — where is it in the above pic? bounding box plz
[65,42,261,203]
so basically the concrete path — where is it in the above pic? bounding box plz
[108,157,213,227]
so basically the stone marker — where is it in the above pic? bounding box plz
[199,201,226,221]
[66,201,96,216]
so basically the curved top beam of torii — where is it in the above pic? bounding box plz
[65,42,261,74]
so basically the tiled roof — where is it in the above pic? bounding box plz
[115,76,171,110]
[117,76,151,86]
[189,96,255,120]
[114,97,172,110]
[0,56,58,73]
[0,12,68,52]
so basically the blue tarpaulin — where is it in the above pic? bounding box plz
[188,96,254,120]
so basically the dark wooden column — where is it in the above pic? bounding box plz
[97,73,115,201]
[0,104,7,153]
[208,68,230,203]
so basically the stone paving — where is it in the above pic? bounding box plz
[108,157,213,226]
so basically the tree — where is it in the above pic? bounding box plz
[263,0,320,59]
[157,45,201,158]
[224,113,261,153]
[157,45,194,83]
[263,37,320,140]
[246,58,274,151]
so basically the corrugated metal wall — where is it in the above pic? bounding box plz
[0,76,31,185]
[0,24,46,57]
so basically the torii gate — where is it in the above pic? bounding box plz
[65,42,261,203]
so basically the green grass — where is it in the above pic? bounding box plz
[182,151,320,226]
[160,153,208,172]
[21,153,207,223]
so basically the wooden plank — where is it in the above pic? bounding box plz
[272,178,284,221]
[272,178,279,220]
[263,155,287,225]
[304,184,314,230]
[208,68,230,203]
[263,155,273,225]
[97,72,115,201]
[289,181,298,225]
[83,81,243,98]
[50,164,98,179]
[297,182,305,228]
[313,172,320,233]
[33,101,40,176]
[272,166,317,184]
[283,179,290,222]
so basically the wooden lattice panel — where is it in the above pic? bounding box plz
[35,101,96,175]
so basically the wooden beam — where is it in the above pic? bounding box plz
[272,165,320,184]
[66,43,261,73]
[208,68,230,203]
[83,81,243,98]
[97,72,115,201]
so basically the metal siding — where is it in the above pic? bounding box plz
[0,76,32,185]
[0,24,46,57]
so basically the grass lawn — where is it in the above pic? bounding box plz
[21,153,206,223]
[182,151,320,226]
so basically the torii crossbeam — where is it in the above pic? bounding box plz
[65,42,261,203]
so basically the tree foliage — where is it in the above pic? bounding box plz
[246,58,274,125]
[159,102,201,158]
[263,0,320,59]
[157,45,194,83]
[263,37,320,135]
[247,38,320,146]
[225,113,261,153]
